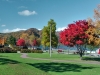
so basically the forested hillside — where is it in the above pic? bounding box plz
[0,28,41,39]
[0,28,59,40]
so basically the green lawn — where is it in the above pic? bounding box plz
[28,53,100,61]
[0,53,100,75]
[28,53,80,60]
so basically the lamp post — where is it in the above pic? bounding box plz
[50,24,52,57]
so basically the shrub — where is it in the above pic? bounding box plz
[13,46,21,51]
[3,47,12,53]
[0,45,4,48]
[21,49,31,53]
[0,47,17,53]
[11,49,17,53]
[23,46,28,49]
[31,50,43,53]
[0,48,4,53]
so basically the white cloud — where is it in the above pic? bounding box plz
[56,27,67,31]
[38,29,41,30]
[19,6,27,9]
[18,10,37,16]
[2,28,26,33]
[1,24,6,27]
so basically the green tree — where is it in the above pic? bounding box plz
[6,35,16,48]
[41,26,49,49]
[41,19,58,49]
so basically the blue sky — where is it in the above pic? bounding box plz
[0,0,100,33]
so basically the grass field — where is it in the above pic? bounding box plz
[28,53,80,60]
[0,53,100,75]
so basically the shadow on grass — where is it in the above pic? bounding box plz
[83,57,100,61]
[27,62,94,72]
[0,58,20,65]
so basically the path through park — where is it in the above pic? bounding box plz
[20,53,100,65]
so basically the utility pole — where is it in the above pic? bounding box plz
[50,24,52,57]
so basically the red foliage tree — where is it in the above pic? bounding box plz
[33,39,38,46]
[32,39,38,49]
[59,20,89,59]
[16,39,25,46]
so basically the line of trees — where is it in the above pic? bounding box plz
[4,19,58,50]
[5,34,41,49]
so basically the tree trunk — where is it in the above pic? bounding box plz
[76,44,86,60]
[90,50,92,55]
[79,52,83,60]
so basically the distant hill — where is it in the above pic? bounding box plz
[0,28,60,39]
[0,28,40,39]
[24,28,41,37]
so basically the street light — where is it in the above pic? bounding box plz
[50,24,52,57]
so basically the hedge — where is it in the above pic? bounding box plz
[0,47,17,53]
[21,49,43,53]
[0,47,43,53]
[31,50,43,53]
[21,49,31,53]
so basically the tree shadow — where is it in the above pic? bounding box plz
[27,62,95,72]
[0,58,20,65]
[83,57,100,61]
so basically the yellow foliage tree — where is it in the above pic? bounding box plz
[86,25,100,46]
[20,33,30,46]
[86,5,100,47]
[29,34,36,46]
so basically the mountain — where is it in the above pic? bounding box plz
[0,28,40,39]
[24,28,41,37]
[0,30,25,39]
[0,28,60,40]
